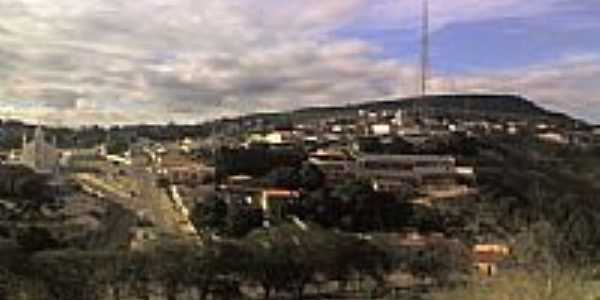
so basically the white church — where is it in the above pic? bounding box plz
[20,126,60,174]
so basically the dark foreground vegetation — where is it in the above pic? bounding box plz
[0,223,472,300]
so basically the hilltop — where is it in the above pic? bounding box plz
[233,94,584,128]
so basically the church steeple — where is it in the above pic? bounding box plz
[20,124,59,174]
[21,131,27,149]
[34,125,45,144]
[21,131,27,154]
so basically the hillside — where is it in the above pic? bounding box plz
[235,94,583,128]
[0,94,582,147]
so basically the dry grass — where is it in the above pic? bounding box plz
[431,270,599,300]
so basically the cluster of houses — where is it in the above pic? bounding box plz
[237,107,599,149]
[0,108,591,278]
[167,108,600,235]
[207,108,597,277]
[214,109,481,213]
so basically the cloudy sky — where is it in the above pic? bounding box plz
[0,0,599,126]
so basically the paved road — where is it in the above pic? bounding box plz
[131,160,184,236]
[73,157,200,244]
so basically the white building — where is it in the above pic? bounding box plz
[537,132,568,144]
[21,126,60,174]
[393,109,404,126]
[371,124,391,136]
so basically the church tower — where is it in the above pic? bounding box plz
[20,125,60,174]
[21,131,27,154]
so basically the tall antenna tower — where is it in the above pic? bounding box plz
[420,0,430,97]
[414,0,430,120]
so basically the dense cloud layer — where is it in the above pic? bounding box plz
[0,0,597,125]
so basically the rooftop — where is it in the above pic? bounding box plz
[358,154,455,162]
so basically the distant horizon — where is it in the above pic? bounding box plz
[3,92,593,129]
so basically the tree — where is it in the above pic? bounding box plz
[299,189,340,228]
[403,241,471,286]
[242,223,332,299]
[264,167,300,189]
[242,225,302,299]
[105,138,130,155]
[216,147,306,181]
[126,250,157,300]
[331,180,380,231]
[297,164,325,191]
[298,181,414,232]
[0,266,24,300]
[241,223,393,299]
[190,241,245,300]
[225,203,263,238]
[191,194,228,233]
[31,250,115,300]
[264,164,324,191]
[151,245,188,300]
[16,226,61,253]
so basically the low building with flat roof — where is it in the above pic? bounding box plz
[308,149,355,185]
[156,153,214,186]
[356,154,458,193]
